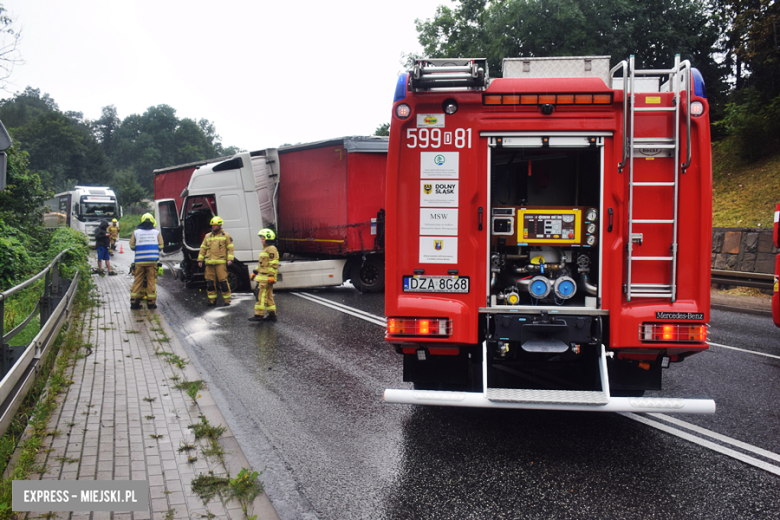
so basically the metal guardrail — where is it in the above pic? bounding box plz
[711,269,774,291]
[0,250,79,438]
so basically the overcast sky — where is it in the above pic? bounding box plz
[3,0,445,152]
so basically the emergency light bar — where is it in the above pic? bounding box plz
[484,93,613,106]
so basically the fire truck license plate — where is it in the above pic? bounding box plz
[403,275,469,293]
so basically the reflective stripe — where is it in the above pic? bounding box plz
[133,229,161,263]
[205,259,227,265]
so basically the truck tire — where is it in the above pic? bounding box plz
[353,257,385,293]
[227,263,248,292]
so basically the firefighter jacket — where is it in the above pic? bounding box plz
[130,223,163,265]
[198,230,234,264]
[108,224,120,239]
[257,245,279,280]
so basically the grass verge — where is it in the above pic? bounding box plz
[712,138,780,228]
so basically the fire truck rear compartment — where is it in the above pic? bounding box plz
[488,145,602,309]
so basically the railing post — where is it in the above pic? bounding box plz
[40,269,52,326]
[0,297,5,375]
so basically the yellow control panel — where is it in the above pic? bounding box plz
[518,208,582,245]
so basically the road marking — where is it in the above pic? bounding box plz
[294,291,780,475]
[292,293,387,327]
[622,413,780,477]
[707,341,780,360]
[648,413,780,464]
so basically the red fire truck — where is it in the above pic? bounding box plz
[383,55,716,413]
[773,203,779,327]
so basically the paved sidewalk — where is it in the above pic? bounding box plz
[19,245,279,520]
[710,288,772,317]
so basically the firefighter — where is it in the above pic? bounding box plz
[248,228,279,322]
[198,216,234,306]
[108,218,120,255]
[129,213,163,310]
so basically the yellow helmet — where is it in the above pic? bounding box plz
[210,216,224,226]
[141,213,154,223]
[258,228,276,240]
[112,218,118,223]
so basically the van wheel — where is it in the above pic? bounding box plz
[353,257,385,293]
[227,264,247,292]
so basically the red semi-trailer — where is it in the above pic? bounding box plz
[383,56,715,413]
[154,136,387,292]
[276,139,387,291]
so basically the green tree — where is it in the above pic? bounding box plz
[174,118,213,164]
[0,145,51,240]
[374,123,390,136]
[112,168,147,207]
[0,87,59,129]
[92,105,120,158]
[415,0,727,103]
[12,110,111,191]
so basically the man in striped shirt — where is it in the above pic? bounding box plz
[129,213,164,310]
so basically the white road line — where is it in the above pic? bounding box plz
[707,341,780,360]
[293,292,780,475]
[292,292,387,327]
[648,413,780,464]
[622,413,780,477]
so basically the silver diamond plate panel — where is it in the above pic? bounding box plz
[503,56,611,84]
[486,388,609,405]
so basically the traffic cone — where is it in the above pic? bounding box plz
[120,244,124,254]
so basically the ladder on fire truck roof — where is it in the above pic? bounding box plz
[611,55,693,302]
[410,59,489,91]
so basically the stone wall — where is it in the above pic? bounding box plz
[711,228,777,273]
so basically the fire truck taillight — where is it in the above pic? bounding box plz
[484,93,613,106]
[690,101,705,117]
[395,104,411,119]
[387,318,452,337]
[640,323,707,343]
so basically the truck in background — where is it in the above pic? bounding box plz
[382,55,715,413]
[43,186,121,247]
[154,136,387,292]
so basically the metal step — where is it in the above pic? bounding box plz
[630,256,673,261]
[486,387,609,405]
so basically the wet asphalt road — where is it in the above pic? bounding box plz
[150,268,780,520]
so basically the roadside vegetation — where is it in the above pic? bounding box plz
[712,137,780,228]
[118,214,142,239]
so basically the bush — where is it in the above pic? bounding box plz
[45,227,90,281]
[0,221,34,290]
[118,214,142,239]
